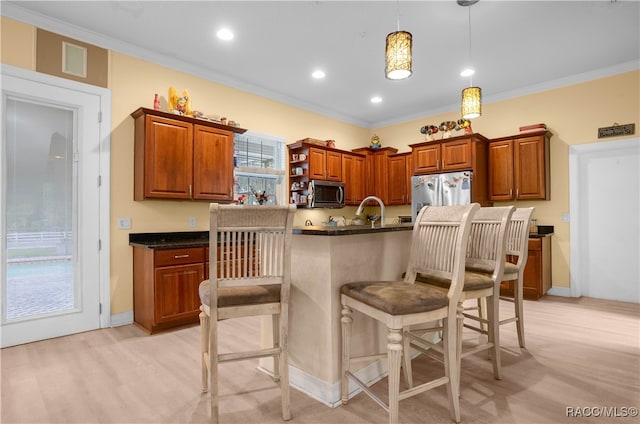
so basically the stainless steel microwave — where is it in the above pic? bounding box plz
[309,180,345,208]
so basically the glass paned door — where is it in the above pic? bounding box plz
[1,68,105,347]
[5,100,75,320]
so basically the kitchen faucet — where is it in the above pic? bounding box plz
[355,196,385,228]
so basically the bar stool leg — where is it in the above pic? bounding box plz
[387,328,403,424]
[340,305,353,405]
[515,275,526,348]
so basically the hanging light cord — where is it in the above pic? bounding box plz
[396,0,401,31]
[468,5,473,86]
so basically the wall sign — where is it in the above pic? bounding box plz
[598,123,635,139]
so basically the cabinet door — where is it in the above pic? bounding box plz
[413,144,441,174]
[308,148,326,179]
[326,150,342,181]
[488,140,515,201]
[387,155,407,205]
[373,151,390,203]
[144,115,193,199]
[342,154,365,205]
[154,263,204,324]
[441,138,472,171]
[514,135,547,200]
[193,125,234,201]
[522,238,542,299]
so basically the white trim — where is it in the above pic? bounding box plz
[110,310,133,327]
[569,137,640,299]
[1,64,112,329]
[546,286,574,298]
[258,356,390,408]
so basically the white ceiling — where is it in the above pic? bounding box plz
[3,1,639,128]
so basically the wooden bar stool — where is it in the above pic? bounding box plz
[199,203,296,424]
[340,203,479,424]
[405,206,514,386]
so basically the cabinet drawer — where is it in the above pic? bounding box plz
[155,247,205,267]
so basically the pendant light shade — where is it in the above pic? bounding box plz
[460,0,481,118]
[385,30,412,80]
[461,86,482,119]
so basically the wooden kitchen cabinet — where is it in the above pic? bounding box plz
[351,146,398,204]
[500,236,552,300]
[410,134,490,206]
[411,135,482,174]
[308,147,342,181]
[192,125,235,200]
[387,152,412,205]
[488,130,551,201]
[131,107,246,201]
[133,246,205,333]
[342,152,366,205]
[287,142,344,207]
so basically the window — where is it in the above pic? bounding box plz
[234,131,286,205]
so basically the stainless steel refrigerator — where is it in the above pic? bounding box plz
[411,171,473,220]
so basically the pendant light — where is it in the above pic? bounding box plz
[385,1,412,80]
[460,0,481,119]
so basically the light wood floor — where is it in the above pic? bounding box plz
[2,295,639,424]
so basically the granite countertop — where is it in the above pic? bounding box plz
[129,224,415,249]
[129,231,209,249]
[293,223,414,236]
[530,225,554,238]
[129,222,548,248]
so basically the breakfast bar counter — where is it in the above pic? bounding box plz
[261,224,413,406]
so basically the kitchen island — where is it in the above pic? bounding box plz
[130,224,414,406]
[259,223,413,406]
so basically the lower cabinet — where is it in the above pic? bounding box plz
[500,236,552,300]
[133,247,205,333]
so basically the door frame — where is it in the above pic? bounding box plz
[1,64,111,329]
[569,137,640,300]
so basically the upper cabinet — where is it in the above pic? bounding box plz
[131,108,246,201]
[342,152,366,205]
[410,134,490,206]
[410,134,487,175]
[352,147,399,204]
[387,152,412,206]
[287,141,349,207]
[488,131,551,201]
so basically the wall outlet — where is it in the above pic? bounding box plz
[189,216,196,227]
[118,217,131,229]
[561,213,570,223]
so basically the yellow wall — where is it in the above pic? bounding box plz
[373,71,640,290]
[3,17,639,315]
[1,17,36,69]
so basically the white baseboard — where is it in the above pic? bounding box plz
[546,286,575,297]
[257,346,435,407]
[109,310,133,327]
[258,357,389,407]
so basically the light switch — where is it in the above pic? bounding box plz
[189,216,196,227]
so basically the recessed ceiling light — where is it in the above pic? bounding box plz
[312,70,326,79]
[216,28,234,41]
[370,96,383,104]
[460,68,475,77]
